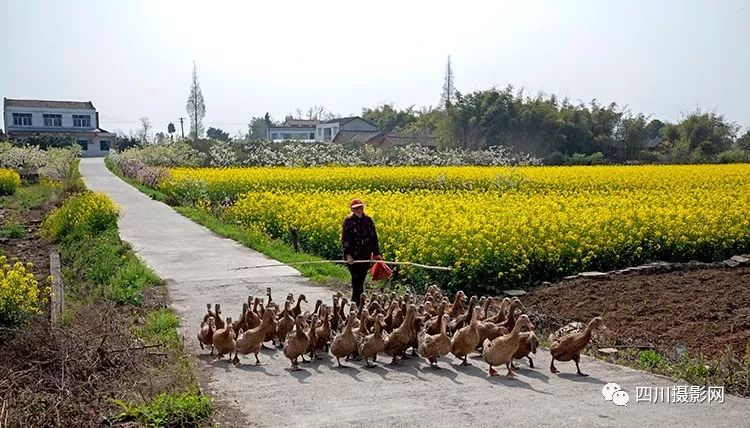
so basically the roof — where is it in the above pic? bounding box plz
[4,98,96,110]
[283,119,321,127]
[325,117,358,125]
[331,130,383,144]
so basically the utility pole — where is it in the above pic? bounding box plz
[179,117,185,139]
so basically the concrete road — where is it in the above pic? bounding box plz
[80,158,749,427]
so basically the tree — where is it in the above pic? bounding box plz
[361,104,417,132]
[138,116,152,143]
[206,126,230,142]
[167,122,176,141]
[738,130,750,152]
[248,115,271,140]
[154,132,168,144]
[439,55,456,108]
[305,105,334,121]
[186,61,206,141]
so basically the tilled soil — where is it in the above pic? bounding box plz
[521,266,750,358]
[0,203,53,281]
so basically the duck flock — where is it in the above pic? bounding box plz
[196,285,604,377]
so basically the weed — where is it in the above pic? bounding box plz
[0,219,26,239]
[140,308,181,347]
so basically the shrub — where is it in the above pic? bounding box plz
[42,191,120,241]
[0,168,21,195]
[0,255,50,327]
[544,151,568,165]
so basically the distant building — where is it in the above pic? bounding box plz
[266,119,320,142]
[332,131,438,149]
[3,98,115,157]
[267,116,379,143]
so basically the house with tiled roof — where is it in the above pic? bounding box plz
[3,98,115,157]
[267,116,379,143]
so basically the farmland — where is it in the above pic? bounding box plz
[160,164,750,292]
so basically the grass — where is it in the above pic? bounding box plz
[0,218,27,239]
[0,183,54,209]
[112,391,212,427]
[139,307,181,347]
[60,227,161,305]
[176,206,350,285]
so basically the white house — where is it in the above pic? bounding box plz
[3,98,116,157]
[267,116,379,143]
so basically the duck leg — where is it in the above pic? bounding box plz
[209,346,214,356]
[291,357,301,371]
[301,354,309,363]
[430,357,441,370]
[574,355,588,376]
[232,353,240,365]
[550,358,559,374]
[390,356,399,366]
[460,355,471,366]
[527,356,534,369]
[511,360,519,370]
[505,362,516,378]
[365,357,376,369]
[488,364,497,376]
[254,353,261,365]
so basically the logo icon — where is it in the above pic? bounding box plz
[612,390,630,406]
[602,383,621,401]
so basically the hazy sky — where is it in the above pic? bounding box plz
[2,0,748,136]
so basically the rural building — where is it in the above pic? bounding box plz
[3,98,115,157]
[267,116,379,143]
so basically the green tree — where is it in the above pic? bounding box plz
[737,130,750,152]
[186,61,206,141]
[248,114,272,140]
[206,127,230,142]
[361,104,417,131]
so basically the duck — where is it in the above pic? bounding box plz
[262,302,279,347]
[353,308,371,338]
[197,316,215,354]
[383,304,416,365]
[213,304,226,330]
[330,312,359,367]
[201,303,215,324]
[275,301,295,347]
[482,314,535,377]
[246,298,261,330]
[408,312,424,357]
[448,290,467,317]
[500,299,525,333]
[306,314,320,360]
[284,315,311,370]
[212,316,235,361]
[383,301,400,333]
[450,307,482,366]
[233,308,277,365]
[315,305,332,353]
[476,323,509,352]
[483,298,511,324]
[424,300,449,335]
[512,331,539,369]
[232,303,250,335]
[359,313,387,368]
[290,293,308,318]
[418,314,451,369]
[549,317,604,376]
[449,295,477,334]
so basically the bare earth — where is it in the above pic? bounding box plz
[80,158,750,428]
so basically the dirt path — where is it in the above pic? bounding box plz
[80,158,750,427]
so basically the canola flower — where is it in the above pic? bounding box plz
[42,191,120,241]
[166,164,750,292]
[0,167,21,195]
[0,255,49,327]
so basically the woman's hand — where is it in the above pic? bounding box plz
[346,255,354,265]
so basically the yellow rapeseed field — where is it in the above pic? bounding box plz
[163,164,750,291]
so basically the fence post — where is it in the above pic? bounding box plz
[289,227,300,252]
[49,250,64,323]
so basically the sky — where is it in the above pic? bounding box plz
[2,0,748,136]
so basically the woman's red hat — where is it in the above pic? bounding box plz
[350,198,364,208]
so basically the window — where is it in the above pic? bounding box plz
[77,139,89,150]
[73,114,91,127]
[99,140,110,151]
[271,132,280,140]
[309,132,315,139]
[43,114,62,127]
[282,133,293,139]
[12,113,32,126]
